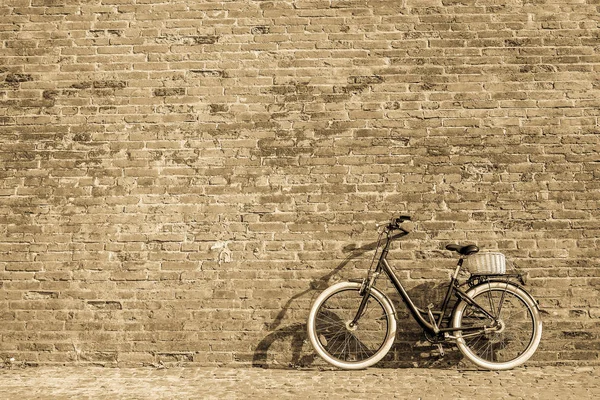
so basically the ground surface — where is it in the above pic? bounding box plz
[0,366,598,399]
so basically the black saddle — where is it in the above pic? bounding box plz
[446,244,479,256]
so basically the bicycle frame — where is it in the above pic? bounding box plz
[353,230,499,337]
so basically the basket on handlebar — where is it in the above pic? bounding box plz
[466,252,506,275]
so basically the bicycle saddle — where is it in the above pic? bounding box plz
[446,244,479,256]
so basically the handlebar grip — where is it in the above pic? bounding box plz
[386,216,412,232]
[395,215,411,224]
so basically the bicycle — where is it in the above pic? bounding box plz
[307,216,542,370]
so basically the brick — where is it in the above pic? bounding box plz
[0,1,599,368]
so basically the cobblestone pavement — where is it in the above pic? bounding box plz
[0,366,598,399]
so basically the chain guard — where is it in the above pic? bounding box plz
[424,329,445,345]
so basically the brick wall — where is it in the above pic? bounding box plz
[1,0,599,367]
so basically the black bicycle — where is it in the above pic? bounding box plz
[307,216,542,370]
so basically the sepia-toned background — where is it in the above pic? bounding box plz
[0,0,599,367]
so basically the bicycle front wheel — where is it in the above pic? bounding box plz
[307,281,396,370]
[452,281,542,370]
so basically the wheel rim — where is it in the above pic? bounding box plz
[458,287,536,365]
[313,288,390,364]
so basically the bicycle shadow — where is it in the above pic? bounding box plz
[252,233,464,369]
[252,235,385,369]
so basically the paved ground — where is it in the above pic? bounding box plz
[0,366,598,399]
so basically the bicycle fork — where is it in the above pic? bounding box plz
[349,272,380,327]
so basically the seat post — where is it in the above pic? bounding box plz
[452,258,465,280]
[437,258,465,327]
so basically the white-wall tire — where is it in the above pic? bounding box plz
[452,281,542,370]
[307,281,397,370]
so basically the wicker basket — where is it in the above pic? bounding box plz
[467,252,506,275]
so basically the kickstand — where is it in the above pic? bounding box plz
[436,343,445,357]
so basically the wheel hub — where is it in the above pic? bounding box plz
[346,321,358,331]
[494,319,506,334]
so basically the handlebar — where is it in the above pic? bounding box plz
[387,215,411,231]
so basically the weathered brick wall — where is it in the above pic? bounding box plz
[1,0,599,367]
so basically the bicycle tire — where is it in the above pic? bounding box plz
[452,281,542,370]
[307,281,397,370]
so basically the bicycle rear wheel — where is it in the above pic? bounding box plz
[452,281,542,370]
[307,281,396,370]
